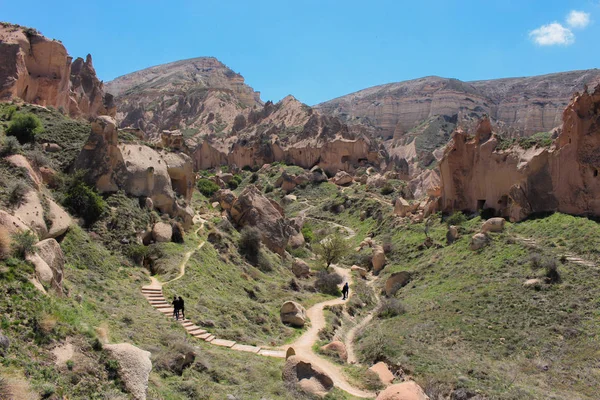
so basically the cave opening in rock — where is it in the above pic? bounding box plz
[594,169,598,177]
[497,195,509,208]
[477,199,486,210]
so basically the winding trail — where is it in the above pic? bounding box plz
[141,213,377,397]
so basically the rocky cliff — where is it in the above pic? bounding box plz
[105,57,262,138]
[0,23,114,118]
[439,85,600,221]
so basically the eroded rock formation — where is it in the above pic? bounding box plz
[0,23,114,118]
[439,87,600,221]
[75,116,195,227]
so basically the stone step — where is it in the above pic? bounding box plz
[195,332,211,340]
[205,335,216,342]
[180,321,195,327]
[258,349,286,358]
[211,339,236,348]
[188,328,207,336]
[141,288,162,293]
[231,344,261,354]
[149,300,168,304]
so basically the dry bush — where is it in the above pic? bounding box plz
[0,227,11,260]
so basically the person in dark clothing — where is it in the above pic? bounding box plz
[172,296,180,320]
[178,296,185,320]
[342,282,349,300]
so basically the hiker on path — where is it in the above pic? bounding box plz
[342,282,349,300]
[172,296,180,320]
[178,296,185,320]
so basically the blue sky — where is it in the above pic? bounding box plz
[1,0,599,105]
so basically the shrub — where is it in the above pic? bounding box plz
[446,211,467,226]
[238,226,261,264]
[315,270,343,295]
[377,298,406,319]
[257,251,274,272]
[380,183,394,196]
[480,207,496,220]
[63,182,106,225]
[197,179,220,197]
[381,234,394,254]
[0,135,21,156]
[0,227,10,260]
[11,230,36,258]
[7,181,29,207]
[227,174,242,190]
[5,113,43,144]
[301,224,314,243]
[26,149,50,168]
[544,259,561,284]
[264,184,274,193]
[125,244,148,265]
[250,172,259,183]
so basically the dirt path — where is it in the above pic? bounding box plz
[283,266,375,398]
[515,235,597,268]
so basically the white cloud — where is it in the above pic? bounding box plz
[529,23,575,46]
[567,10,590,28]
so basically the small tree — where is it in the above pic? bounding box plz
[197,179,220,197]
[238,226,261,264]
[12,230,37,259]
[5,113,43,144]
[63,182,106,225]
[314,233,349,269]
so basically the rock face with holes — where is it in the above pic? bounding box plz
[376,381,430,400]
[385,271,411,296]
[280,301,307,327]
[75,116,194,228]
[104,343,152,400]
[0,23,114,118]
[282,355,334,396]
[440,86,600,221]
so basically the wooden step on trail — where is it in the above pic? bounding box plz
[211,339,236,348]
[257,349,286,358]
[231,344,261,354]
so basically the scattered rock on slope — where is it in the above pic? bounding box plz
[280,301,307,327]
[376,381,430,400]
[104,343,152,400]
[282,355,334,396]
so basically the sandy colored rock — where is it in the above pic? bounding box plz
[366,174,387,188]
[104,343,152,400]
[332,171,354,186]
[394,197,411,217]
[280,301,307,327]
[376,381,430,400]
[282,355,334,396]
[0,210,30,235]
[0,24,113,118]
[228,185,291,255]
[371,245,386,274]
[34,238,64,294]
[351,265,368,278]
[39,167,59,188]
[45,199,72,239]
[214,189,237,211]
[481,217,505,233]
[292,258,310,278]
[320,341,348,362]
[43,143,62,153]
[26,253,53,285]
[5,155,42,189]
[282,194,297,204]
[446,225,459,245]
[152,222,172,243]
[385,271,411,296]
[369,362,395,385]
[440,86,600,222]
[524,278,543,288]
[288,230,305,249]
[470,233,489,251]
[12,189,48,238]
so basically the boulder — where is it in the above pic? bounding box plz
[385,271,411,296]
[332,171,353,186]
[310,167,328,184]
[6,155,42,189]
[0,332,9,355]
[39,167,59,188]
[13,190,48,238]
[394,197,411,217]
[523,278,543,288]
[33,238,65,294]
[288,231,305,249]
[45,199,72,239]
[481,217,505,233]
[372,245,386,274]
[144,197,154,210]
[282,355,334,396]
[446,225,459,245]
[469,233,489,251]
[292,258,310,278]
[366,174,387,188]
[320,341,348,362]
[282,194,297,204]
[0,210,30,235]
[104,343,152,400]
[280,301,307,327]
[214,189,237,211]
[369,362,394,385]
[351,265,368,278]
[152,222,173,243]
[218,172,234,184]
[275,171,297,193]
[376,381,430,400]
[25,253,53,286]
[229,186,291,255]
[43,143,62,153]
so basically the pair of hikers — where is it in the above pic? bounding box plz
[172,296,185,320]
[342,282,349,300]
